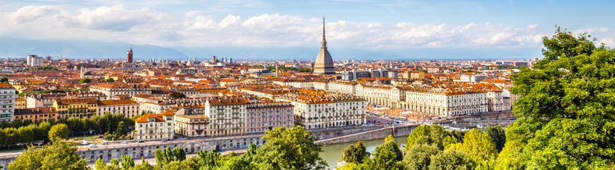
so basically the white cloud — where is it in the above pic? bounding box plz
[70,5,163,31]
[7,5,165,31]
[219,14,240,28]
[1,5,614,49]
[600,38,614,47]
[9,5,57,23]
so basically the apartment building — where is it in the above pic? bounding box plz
[90,83,152,99]
[204,97,249,136]
[53,98,98,119]
[174,114,209,137]
[277,92,365,130]
[134,110,174,140]
[97,99,140,118]
[246,101,294,134]
[0,84,15,122]
[13,107,57,122]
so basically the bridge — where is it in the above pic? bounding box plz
[315,124,418,145]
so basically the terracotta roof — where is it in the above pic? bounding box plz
[98,99,137,106]
[176,114,208,119]
[207,97,250,106]
[0,83,14,89]
[135,113,165,123]
[220,78,237,82]
[14,107,57,115]
[55,98,98,105]
[161,109,175,116]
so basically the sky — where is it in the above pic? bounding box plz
[0,0,614,59]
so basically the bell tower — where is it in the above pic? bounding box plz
[127,46,133,63]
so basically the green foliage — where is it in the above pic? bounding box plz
[442,135,459,149]
[341,141,369,164]
[0,122,50,147]
[173,147,186,161]
[0,77,8,83]
[494,140,524,170]
[405,124,451,150]
[403,143,440,170]
[195,150,222,170]
[499,28,615,169]
[131,157,154,170]
[95,158,106,170]
[254,126,326,170]
[7,142,88,170]
[163,161,194,170]
[16,89,68,97]
[109,158,120,169]
[105,78,115,82]
[79,77,91,84]
[428,149,475,170]
[482,125,506,152]
[121,155,135,169]
[116,121,127,136]
[218,154,256,170]
[370,135,403,170]
[155,147,188,168]
[48,123,69,143]
[540,27,600,62]
[337,162,359,170]
[459,129,497,163]
[59,113,133,139]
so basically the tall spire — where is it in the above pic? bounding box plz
[321,17,327,49]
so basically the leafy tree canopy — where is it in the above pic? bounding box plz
[500,27,615,169]
[254,126,326,170]
[7,142,88,170]
[341,141,369,164]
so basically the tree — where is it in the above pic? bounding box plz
[121,155,135,169]
[498,28,615,169]
[195,150,222,170]
[341,141,369,164]
[459,129,497,163]
[405,124,449,150]
[48,123,69,143]
[337,162,359,170]
[109,158,120,169]
[218,154,256,170]
[116,121,127,136]
[7,142,88,170]
[370,135,403,170]
[403,143,440,170]
[131,157,155,170]
[67,117,83,133]
[105,78,115,82]
[169,92,186,99]
[0,77,8,83]
[94,158,106,170]
[254,126,326,170]
[173,147,186,161]
[482,125,506,152]
[79,77,91,84]
[428,149,475,170]
[162,161,185,170]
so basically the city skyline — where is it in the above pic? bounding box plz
[0,1,611,168]
[1,0,614,59]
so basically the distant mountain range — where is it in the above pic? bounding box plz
[0,37,541,60]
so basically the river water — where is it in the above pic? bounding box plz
[319,136,408,168]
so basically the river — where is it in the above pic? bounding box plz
[99,136,409,168]
[319,136,407,168]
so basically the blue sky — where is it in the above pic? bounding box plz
[0,0,614,59]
